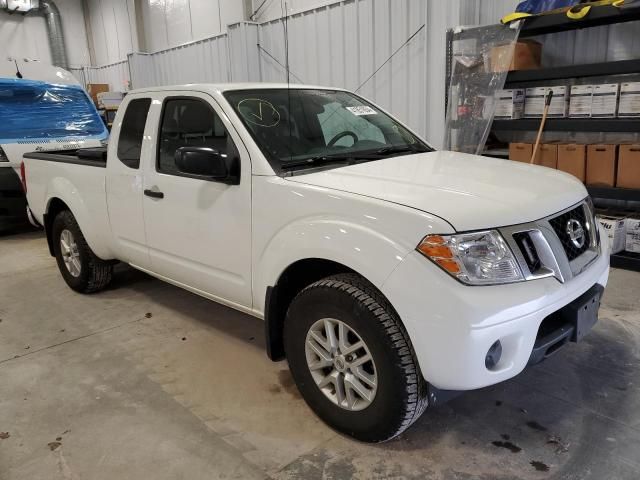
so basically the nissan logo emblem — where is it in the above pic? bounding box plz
[566,219,586,249]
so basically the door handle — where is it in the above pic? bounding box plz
[144,189,164,199]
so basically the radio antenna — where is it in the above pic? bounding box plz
[14,59,23,79]
[281,0,292,161]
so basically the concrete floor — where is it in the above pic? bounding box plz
[1,230,640,480]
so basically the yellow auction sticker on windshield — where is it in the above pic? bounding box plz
[346,106,377,116]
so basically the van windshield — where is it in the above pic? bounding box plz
[223,89,432,173]
[0,78,107,142]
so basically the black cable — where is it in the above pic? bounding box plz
[250,0,272,21]
[354,23,425,93]
[318,23,425,129]
[257,45,304,83]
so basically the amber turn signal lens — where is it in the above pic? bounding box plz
[417,244,453,258]
[436,258,461,274]
[417,236,462,275]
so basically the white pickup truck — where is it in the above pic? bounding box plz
[22,83,609,442]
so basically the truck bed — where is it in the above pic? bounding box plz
[23,147,107,168]
[23,145,113,258]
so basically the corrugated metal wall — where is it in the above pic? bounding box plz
[124,0,463,145]
[100,0,640,147]
[128,34,230,88]
[258,0,429,138]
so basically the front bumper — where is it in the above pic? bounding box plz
[381,225,610,391]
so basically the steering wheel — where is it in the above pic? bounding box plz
[327,131,358,147]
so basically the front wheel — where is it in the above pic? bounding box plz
[52,210,113,293]
[284,273,428,442]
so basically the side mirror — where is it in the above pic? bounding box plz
[174,146,240,185]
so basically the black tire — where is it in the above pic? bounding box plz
[284,273,428,442]
[52,210,113,293]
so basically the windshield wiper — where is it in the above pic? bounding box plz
[373,145,428,156]
[282,153,366,169]
[282,145,429,170]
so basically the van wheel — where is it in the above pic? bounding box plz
[52,210,113,293]
[284,273,428,442]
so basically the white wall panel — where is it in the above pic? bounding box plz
[85,0,138,65]
[228,22,261,82]
[190,0,223,40]
[0,0,90,66]
[129,34,229,88]
[128,52,155,88]
[137,0,246,53]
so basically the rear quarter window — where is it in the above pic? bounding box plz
[117,98,152,169]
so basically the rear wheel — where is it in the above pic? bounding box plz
[52,210,113,293]
[284,273,428,442]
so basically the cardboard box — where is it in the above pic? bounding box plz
[618,82,640,118]
[557,144,586,181]
[495,89,525,119]
[509,143,532,163]
[569,85,593,118]
[617,144,640,188]
[586,144,617,187]
[534,144,558,169]
[86,83,109,105]
[625,216,640,253]
[598,215,626,254]
[592,83,619,118]
[490,40,541,72]
[524,87,546,117]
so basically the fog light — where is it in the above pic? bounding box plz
[485,340,502,370]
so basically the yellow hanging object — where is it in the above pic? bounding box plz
[501,0,625,25]
[500,12,532,24]
[567,0,624,19]
[566,5,592,18]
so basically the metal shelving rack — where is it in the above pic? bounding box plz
[445,4,640,272]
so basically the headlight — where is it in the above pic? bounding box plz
[417,231,524,285]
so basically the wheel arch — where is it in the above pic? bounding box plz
[42,187,115,260]
[264,258,359,361]
[43,197,71,256]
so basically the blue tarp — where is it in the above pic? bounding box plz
[0,78,108,143]
[515,0,575,14]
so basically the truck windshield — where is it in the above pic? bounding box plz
[223,89,432,173]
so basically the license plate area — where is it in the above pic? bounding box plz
[561,284,604,343]
[528,283,603,365]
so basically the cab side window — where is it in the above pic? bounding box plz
[117,98,151,169]
[158,98,236,175]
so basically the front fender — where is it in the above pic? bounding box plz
[254,216,414,313]
[251,175,456,314]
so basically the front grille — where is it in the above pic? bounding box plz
[548,205,590,261]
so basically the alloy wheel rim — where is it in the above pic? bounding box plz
[305,318,377,411]
[60,229,81,278]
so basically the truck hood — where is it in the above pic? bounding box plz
[286,150,587,231]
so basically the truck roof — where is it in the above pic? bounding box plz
[129,83,349,95]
